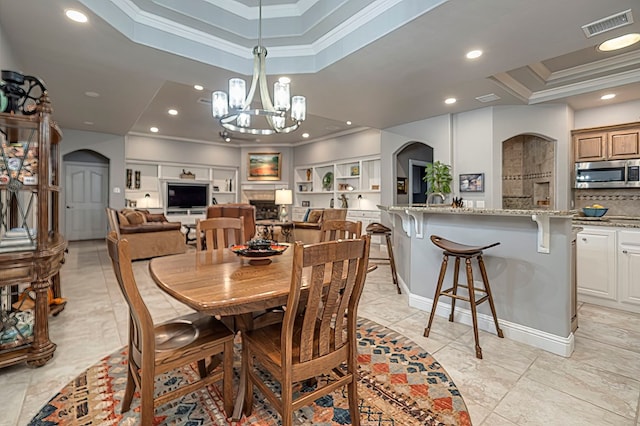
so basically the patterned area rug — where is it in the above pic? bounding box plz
[30,318,470,425]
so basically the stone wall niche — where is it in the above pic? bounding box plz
[502,134,555,210]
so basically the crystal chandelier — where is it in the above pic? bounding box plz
[211,0,306,135]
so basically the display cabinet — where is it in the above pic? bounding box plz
[0,93,67,368]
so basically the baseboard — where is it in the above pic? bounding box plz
[408,292,575,357]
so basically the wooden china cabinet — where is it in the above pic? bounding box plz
[0,93,67,368]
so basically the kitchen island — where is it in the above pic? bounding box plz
[379,205,576,356]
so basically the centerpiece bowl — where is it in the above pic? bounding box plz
[582,207,608,217]
[230,240,288,265]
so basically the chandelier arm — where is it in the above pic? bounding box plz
[242,49,261,111]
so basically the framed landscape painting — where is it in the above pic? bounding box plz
[248,152,282,181]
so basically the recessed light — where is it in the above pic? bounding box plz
[466,50,483,59]
[598,33,640,51]
[346,121,352,126]
[65,9,88,23]
[444,97,457,104]
[150,127,159,133]
[193,84,204,91]
[84,91,100,98]
[601,93,616,100]
[302,133,310,138]
[278,77,291,84]
[168,109,178,116]
[83,121,94,126]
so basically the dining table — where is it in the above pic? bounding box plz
[149,246,296,419]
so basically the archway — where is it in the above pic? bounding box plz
[502,134,555,209]
[63,149,110,240]
[395,141,433,204]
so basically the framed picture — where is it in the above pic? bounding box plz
[350,165,359,176]
[459,173,484,192]
[397,177,407,194]
[301,200,310,207]
[247,152,282,181]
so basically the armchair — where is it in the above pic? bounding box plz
[292,208,347,243]
[206,204,256,240]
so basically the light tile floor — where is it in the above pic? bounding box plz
[1,240,639,425]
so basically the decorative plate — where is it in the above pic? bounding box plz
[230,243,288,258]
[322,172,333,190]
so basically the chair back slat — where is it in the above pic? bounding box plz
[197,217,245,251]
[284,236,370,364]
[106,232,155,366]
[320,220,362,242]
[106,207,121,237]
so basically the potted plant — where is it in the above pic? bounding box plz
[423,161,452,203]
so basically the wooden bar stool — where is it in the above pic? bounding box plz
[366,222,401,294]
[424,235,503,359]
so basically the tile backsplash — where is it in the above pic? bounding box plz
[574,189,640,216]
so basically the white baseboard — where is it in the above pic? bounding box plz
[408,292,575,357]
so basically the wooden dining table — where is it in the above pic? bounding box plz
[149,246,296,419]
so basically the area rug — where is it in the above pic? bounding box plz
[29,318,470,425]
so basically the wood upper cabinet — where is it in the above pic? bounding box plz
[573,122,640,162]
[608,129,640,159]
[574,132,607,162]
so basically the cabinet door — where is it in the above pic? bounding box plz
[573,132,607,162]
[576,229,616,300]
[619,231,640,307]
[608,129,640,159]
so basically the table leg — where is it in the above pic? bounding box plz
[231,313,254,421]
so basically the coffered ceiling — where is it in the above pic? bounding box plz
[1,0,640,146]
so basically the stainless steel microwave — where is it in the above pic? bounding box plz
[574,159,640,188]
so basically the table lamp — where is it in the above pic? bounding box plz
[275,189,293,222]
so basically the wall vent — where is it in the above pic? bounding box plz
[475,93,501,103]
[582,9,633,38]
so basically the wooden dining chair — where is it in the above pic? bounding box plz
[242,235,371,426]
[319,219,362,242]
[196,217,245,251]
[106,232,235,423]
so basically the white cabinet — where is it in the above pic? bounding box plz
[576,226,640,313]
[346,209,381,243]
[577,228,617,300]
[294,157,381,209]
[618,231,640,308]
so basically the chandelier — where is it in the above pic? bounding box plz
[211,0,306,135]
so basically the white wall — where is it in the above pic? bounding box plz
[574,99,640,129]
[0,23,21,71]
[294,129,381,167]
[385,114,453,165]
[126,135,240,167]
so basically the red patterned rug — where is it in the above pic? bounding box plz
[29,318,470,425]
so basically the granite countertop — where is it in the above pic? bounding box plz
[572,215,640,229]
[381,205,576,218]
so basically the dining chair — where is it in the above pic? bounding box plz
[105,232,235,423]
[196,217,245,251]
[319,219,362,242]
[242,234,371,426]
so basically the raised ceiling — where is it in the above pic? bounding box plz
[1,0,640,146]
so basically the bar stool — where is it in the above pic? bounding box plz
[365,222,401,294]
[424,235,503,359]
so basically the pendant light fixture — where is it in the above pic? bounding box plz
[211,0,306,135]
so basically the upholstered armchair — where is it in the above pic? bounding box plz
[292,208,347,243]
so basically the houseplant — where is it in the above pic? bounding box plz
[423,161,452,201]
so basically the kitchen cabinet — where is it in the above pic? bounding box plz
[572,122,640,162]
[576,228,616,300]
[618,230,640,308]
[346,209,381,243]
[576,226,640,313]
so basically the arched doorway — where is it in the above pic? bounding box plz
[502,134,555,209]
[395,142,433,204]
[63,150,109,240]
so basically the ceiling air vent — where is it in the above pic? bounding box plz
[582,9,633,38]
[475,93,501,103]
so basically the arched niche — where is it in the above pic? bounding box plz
[502,134,555,210]
[395,141,433,205]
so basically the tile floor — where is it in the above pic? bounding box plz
[1,240,639,425]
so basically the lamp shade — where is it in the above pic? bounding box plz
[275,189,292,205]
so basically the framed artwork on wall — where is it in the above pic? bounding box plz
[247,152,282,181]
[459,173,484,192]
[397,177,407,194]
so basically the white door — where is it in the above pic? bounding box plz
[65,162,109,240]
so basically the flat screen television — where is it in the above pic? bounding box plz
[167,183,209,209]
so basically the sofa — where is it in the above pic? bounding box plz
[106,208,186,260]
[206,204,257,240]
[292,208,348,243]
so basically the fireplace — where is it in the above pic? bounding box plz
[250,200,278,220]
